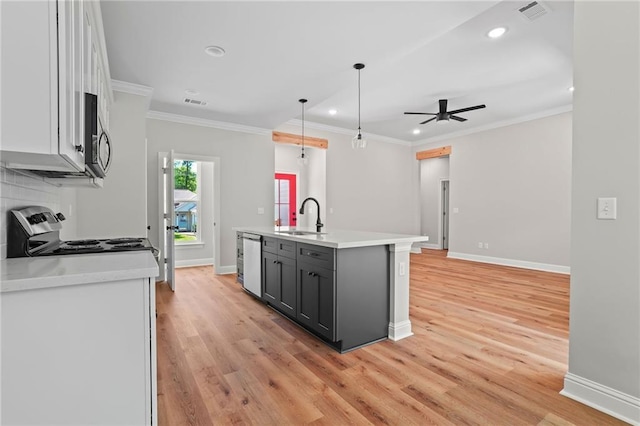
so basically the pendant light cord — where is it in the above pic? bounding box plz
[357,67,361,133]
[299,98,307,159]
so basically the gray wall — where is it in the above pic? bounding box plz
[419,156,449,247]
[146,118,274,272]
[74,91,148,239]
[416,112,572,271]
[565,0,640,419]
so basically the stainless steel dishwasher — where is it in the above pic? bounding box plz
[242,233,262,297]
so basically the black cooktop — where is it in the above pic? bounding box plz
[47,237,155,255]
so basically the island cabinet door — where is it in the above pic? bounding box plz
[297,261,336,341]
[262,250,280,304]
[278,255,297,316]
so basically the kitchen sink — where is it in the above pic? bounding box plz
[276,230,325,236]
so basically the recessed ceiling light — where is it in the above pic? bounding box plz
[487,27,507,39]
[412,129,421,135]
[568,86,575,92]
[185,89,199,96]
[328,109,337,116]
[204,45,226,57]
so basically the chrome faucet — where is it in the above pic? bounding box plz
[299,197,324,232]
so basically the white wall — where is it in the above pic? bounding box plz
[73,91,148,239]
[563,2,640,423]
[274,124,419,235]
[274,143,327,229]
[416,112,572,272]
[419,156,450,247]
[146,118,274,273]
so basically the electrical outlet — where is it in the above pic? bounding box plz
[399,262,406,276]
[484,243,489,249]
[478,242,483,248]
[257,207,264,215]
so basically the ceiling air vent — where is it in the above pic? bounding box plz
[518,1,551,21]
[183,98,207,106]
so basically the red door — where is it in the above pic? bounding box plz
[275,173,297,226]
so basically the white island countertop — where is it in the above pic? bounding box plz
[233,227,427,249]
[1,251,159,293]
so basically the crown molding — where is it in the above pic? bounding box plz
[111,80,154,97]
[286,119,412,147]
[147,111,271,135]
[415,104,573,148]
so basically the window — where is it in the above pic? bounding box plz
[174,160,200,243]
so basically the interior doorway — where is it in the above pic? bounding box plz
[158,152,221,290]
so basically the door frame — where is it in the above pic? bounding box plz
[275,172,298,227]
[158,152,221,283]
[439,179,450,250]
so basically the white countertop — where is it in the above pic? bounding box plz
[233,227,427,249]
[0,251,159,293]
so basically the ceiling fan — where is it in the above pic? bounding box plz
[405,99,486,125]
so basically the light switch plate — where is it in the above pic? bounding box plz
[597,197,617,220]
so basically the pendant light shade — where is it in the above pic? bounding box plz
[352,63,367,149]
[297,98,309,166]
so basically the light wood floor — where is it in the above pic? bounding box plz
[156,250,626,425]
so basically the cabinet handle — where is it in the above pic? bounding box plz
[273,260,278,264]
[75,144,84,153]
[307,271,317,277]
[306,252,319,257]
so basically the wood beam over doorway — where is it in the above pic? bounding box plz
[272,131,329,149]
[416,145,451,160]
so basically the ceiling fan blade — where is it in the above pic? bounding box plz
[448,104,486,115]
[404,112,436,115]
[450,115,467,122]
[420,117,437,125]
[439,99,448,114]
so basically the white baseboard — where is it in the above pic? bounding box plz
[215,265,237,275]
[388,320,413,341]
[175,258,214,268]
[419,243,441,250]
[561,373,640,425]
[446,251,570,274]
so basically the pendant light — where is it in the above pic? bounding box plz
[352,63,367,149]
[297,98,309,166]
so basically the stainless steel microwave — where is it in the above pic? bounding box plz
[84,93,112,178]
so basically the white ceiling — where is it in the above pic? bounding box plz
[100,1,573,144]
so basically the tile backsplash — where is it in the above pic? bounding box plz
[1,166,62,259]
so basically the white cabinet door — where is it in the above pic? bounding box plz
[0,0,84,172]
[59,0,86,166]
[1,277,156,425]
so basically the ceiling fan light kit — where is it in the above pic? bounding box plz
[352,63,367,150]
[297,98,309,166]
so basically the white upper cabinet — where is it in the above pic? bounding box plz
[0,0,112,175]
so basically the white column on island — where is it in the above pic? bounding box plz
[388,242,414,341]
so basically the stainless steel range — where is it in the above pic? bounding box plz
[7,206,156,258]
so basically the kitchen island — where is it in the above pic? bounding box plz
[235,227,426,351]
[0,251,159,425]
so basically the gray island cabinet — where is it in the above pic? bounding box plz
[235,227,427,353]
